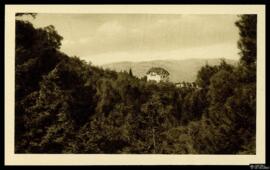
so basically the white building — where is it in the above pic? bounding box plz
[147,72,162,82]
[146,67,169,83]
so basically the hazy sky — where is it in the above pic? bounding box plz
[27,14,240,65]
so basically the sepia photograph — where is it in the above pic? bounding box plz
[5,5,266,165]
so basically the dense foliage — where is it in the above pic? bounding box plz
[15,15,256,154]
[147,67,170,76]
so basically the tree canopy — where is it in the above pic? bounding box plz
[147,67,170,76]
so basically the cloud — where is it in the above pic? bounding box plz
[61,39,76,45]
[97,21,125,36]
[33,14,240,64]
[84,14,239,55]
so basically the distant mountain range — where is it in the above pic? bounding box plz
[101,58,238,83]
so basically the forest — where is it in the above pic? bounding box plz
[15,14,256,154]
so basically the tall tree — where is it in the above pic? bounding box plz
[129,68,133,77]
[235,15,257,67]
[235,15,257,84]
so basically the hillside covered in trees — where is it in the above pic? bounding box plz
[15,14,256,154]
